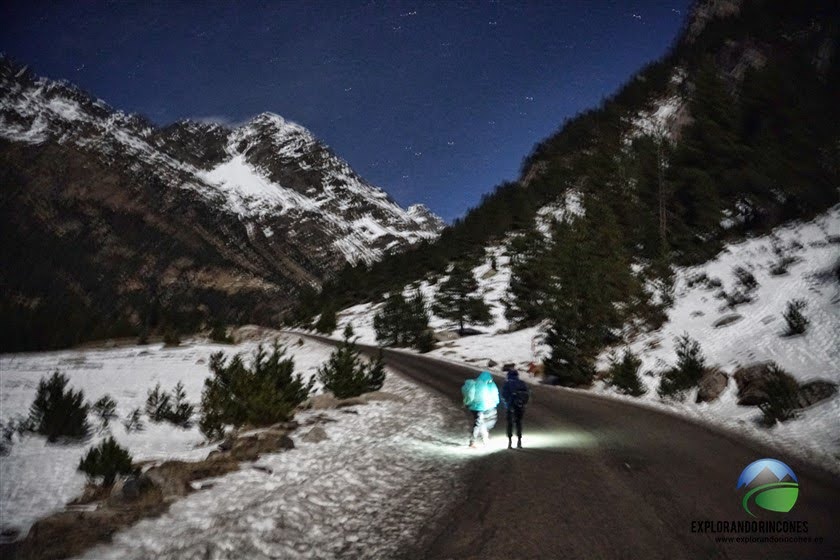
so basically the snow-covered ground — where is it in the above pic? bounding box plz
[323,206,840,473]
[0,334,472,556]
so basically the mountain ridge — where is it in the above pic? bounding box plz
[0,54,442,351]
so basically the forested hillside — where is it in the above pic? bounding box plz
[297,0,839,339]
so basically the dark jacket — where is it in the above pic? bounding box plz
[501,369,529,409]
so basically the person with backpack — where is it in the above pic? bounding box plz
[501,368,530,449]
[461,371,500,448]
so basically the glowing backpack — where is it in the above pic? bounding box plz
[461,379,477,407]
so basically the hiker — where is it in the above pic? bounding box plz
[461,371,500,448]
[501,368,530,449]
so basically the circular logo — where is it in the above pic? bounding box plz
[736,458,799,517]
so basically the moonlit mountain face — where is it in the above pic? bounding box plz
[0,56,443,349]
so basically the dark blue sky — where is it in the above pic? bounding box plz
[2,1,691,222]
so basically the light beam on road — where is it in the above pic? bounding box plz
[411,429,599,460]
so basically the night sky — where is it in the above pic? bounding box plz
[2,1,691,222]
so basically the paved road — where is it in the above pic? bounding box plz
[303,334,840,559]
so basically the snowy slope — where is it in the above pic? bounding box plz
[320,207,840,472]
[0,333,471,555]
[1,337,305,534]
[602,206,840,383]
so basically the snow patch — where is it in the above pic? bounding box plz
[198,154,318,216]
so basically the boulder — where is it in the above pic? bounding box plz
[433,330,459,342]
[230,431,294,461]
[336,397,366,408]
[487,360,498,368]
[712,314,742,328]
[143,456,239,497]
[302,426,328,443]
[733,362,797,406]
[271,420,299,431]
[696,370,728,403]
[107,475,147,505]
[305,393,340,410]
[796,380,838,408]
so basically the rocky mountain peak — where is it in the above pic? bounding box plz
[1,57,444,350]
[408,204,447,230]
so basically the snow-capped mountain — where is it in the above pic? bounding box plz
[0,56,443,350]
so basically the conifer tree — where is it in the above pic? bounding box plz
[373,289,432,350]
[505,226,551,328]
[314,305,337,334]
[433,262,492,335]
[373,292,409,346]
[542,197,635,386]
[92,395,118,429]
[78,436,135,486]
[200,341,314,440]
[317,325,386,398]
[29,371,90,442]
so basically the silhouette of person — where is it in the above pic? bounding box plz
[501,368,529,449]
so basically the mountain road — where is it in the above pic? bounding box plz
[301,333,840,560]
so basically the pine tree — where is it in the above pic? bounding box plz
[199,341,314,440]
[666,58,747,257]
[123,408,144,432]
[782,299,809,336]
[373,289,432,350]
[29,371,90,442]
[542,197,636,387]
[92,395,118,429]
[168,381,194,427]
[658,333,707,398]
[405,289,431,345]
[433,262,492,334]
[758,364,799,425]
[505,226,551,328]
[373,292,409,346]
[607,349,646,396]
[317,325,387,398]
[314,305,337,334]
[78,436,135,486]
[209,320,232,343]
[145,383,172,423]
